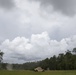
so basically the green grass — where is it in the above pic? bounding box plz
[0,70,76,75]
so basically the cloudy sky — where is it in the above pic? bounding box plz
[0,0,76,63]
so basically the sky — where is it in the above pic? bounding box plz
[0,0,76,63]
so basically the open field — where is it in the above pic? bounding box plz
[0,70,76,75]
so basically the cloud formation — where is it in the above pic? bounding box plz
[0,0,15,10]
[1,0,76,42]
[1,32,76,63]
[0,0,76,63]
[35,0,76,16]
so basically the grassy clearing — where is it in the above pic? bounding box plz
[0,70,76,75]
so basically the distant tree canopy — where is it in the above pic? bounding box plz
[0,48,76,70]
[12,48,76,70]
[73,48,76,54]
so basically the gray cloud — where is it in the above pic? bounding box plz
[35,0,76,16]
[0,0,76,63]
[0,0,76,43]
[0,0,15,10]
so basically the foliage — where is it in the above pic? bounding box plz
[12,48,76,70]
[0,50,4,63]
[1,48,76,70]
[0,50,4,69]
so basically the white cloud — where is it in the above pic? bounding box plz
[0,32,76,63]
[0,0,76,63]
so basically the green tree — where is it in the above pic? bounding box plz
[0,50,4,69]
[0,50,4,63]
[73,48,76,55]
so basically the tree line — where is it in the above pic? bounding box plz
[0,48,76,70]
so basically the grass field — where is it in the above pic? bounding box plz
[0,70,76,75]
